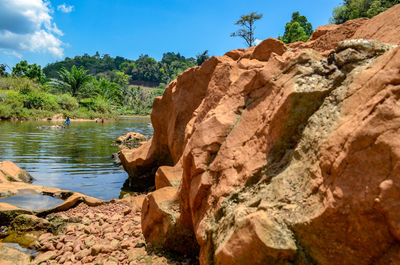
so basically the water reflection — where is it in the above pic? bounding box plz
[0,117,153,200]
[1,242,38,256]
[0,192,63,211]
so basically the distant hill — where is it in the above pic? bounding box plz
[43,52,197,88]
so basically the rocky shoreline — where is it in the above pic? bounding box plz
[0,161,193,265]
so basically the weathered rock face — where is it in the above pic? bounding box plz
[121,5,400,264]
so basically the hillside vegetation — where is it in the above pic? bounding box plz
[43,52,201,89]
[0,51,208,120]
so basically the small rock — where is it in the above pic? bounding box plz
[135,242,146,248]
[82,217,91,225]
[56,242,63,250]
[91,244,103,256]
[85,236,96,248]
[33,251,57,264]
[43,242,55,251]
[38,233,53,242]
[123,207,132,216]
[110,214,122,222]
[75,248,90,260]
[103,226,114,234]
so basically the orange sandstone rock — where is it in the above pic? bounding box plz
[120,5,400,264]
[0,161,32,183]
[155,165,183,189]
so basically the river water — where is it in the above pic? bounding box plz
[0,117,152,200]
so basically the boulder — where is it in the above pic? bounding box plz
[155,165,183,189]
[141,187,198,255]
[116,131,147,149]
[0,161,32,183]
[0,244,31,265]
[11,214,50,232]
[250,38,287,61]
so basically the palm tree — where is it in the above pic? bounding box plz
[49,66,91,97]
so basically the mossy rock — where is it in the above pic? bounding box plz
[10,214,50,232]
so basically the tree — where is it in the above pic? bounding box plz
[49,65,92,97]
[12,60,46,83]
[0,64,8,77]
[196,50,210,66]
[330,0,400,24]
[278,12,313,44]
[231,12,263,47]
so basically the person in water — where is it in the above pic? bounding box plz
[101,118,104,124]
[65,117,70,126]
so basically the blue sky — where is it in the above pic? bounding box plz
[0,0,342,68]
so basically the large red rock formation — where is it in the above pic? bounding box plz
[121,5,400,264]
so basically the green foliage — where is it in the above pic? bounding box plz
[0,76,41,91]
[330,0,400,24]
[231,12,263,47]
[58,94,79,111]
[117,85,162,115]
[49,66,92,97]
[43,53,129,79]
[22,91,59,111]
[95,78,123,103]
[0,76,118,120]
[0,90,28,119]
[196,50,210,66]
[43,51,198,89]
[0,64,8,77]
[79,97,113,114]
[278,12,313,44]
[12,60,46,84]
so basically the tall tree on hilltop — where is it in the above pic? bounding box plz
[196,50,210,66]
[278,12,313,44]
[231,12,263,47]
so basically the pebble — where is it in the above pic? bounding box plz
[35,202,192,265]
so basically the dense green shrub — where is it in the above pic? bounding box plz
[58,94,79,111]
[22,91,59,111]
[0,77,40,91]
[79,97,113,114]
[0,90,28,119]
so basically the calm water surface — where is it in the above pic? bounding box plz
[0,117,152,200]
[0,192,63,210]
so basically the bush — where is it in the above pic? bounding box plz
[58,94,79,111]
[79,97,113,114]
[0,91,29,119]
[0,76,40,91]
[22,91,59,111]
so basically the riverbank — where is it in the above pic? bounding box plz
[0,114,150,122]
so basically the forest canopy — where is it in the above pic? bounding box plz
[43,52,200,89]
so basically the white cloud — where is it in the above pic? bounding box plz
[57,3,74,13]
[254,39,262,45]
[2,50,23,59]
[0,0,64,58]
